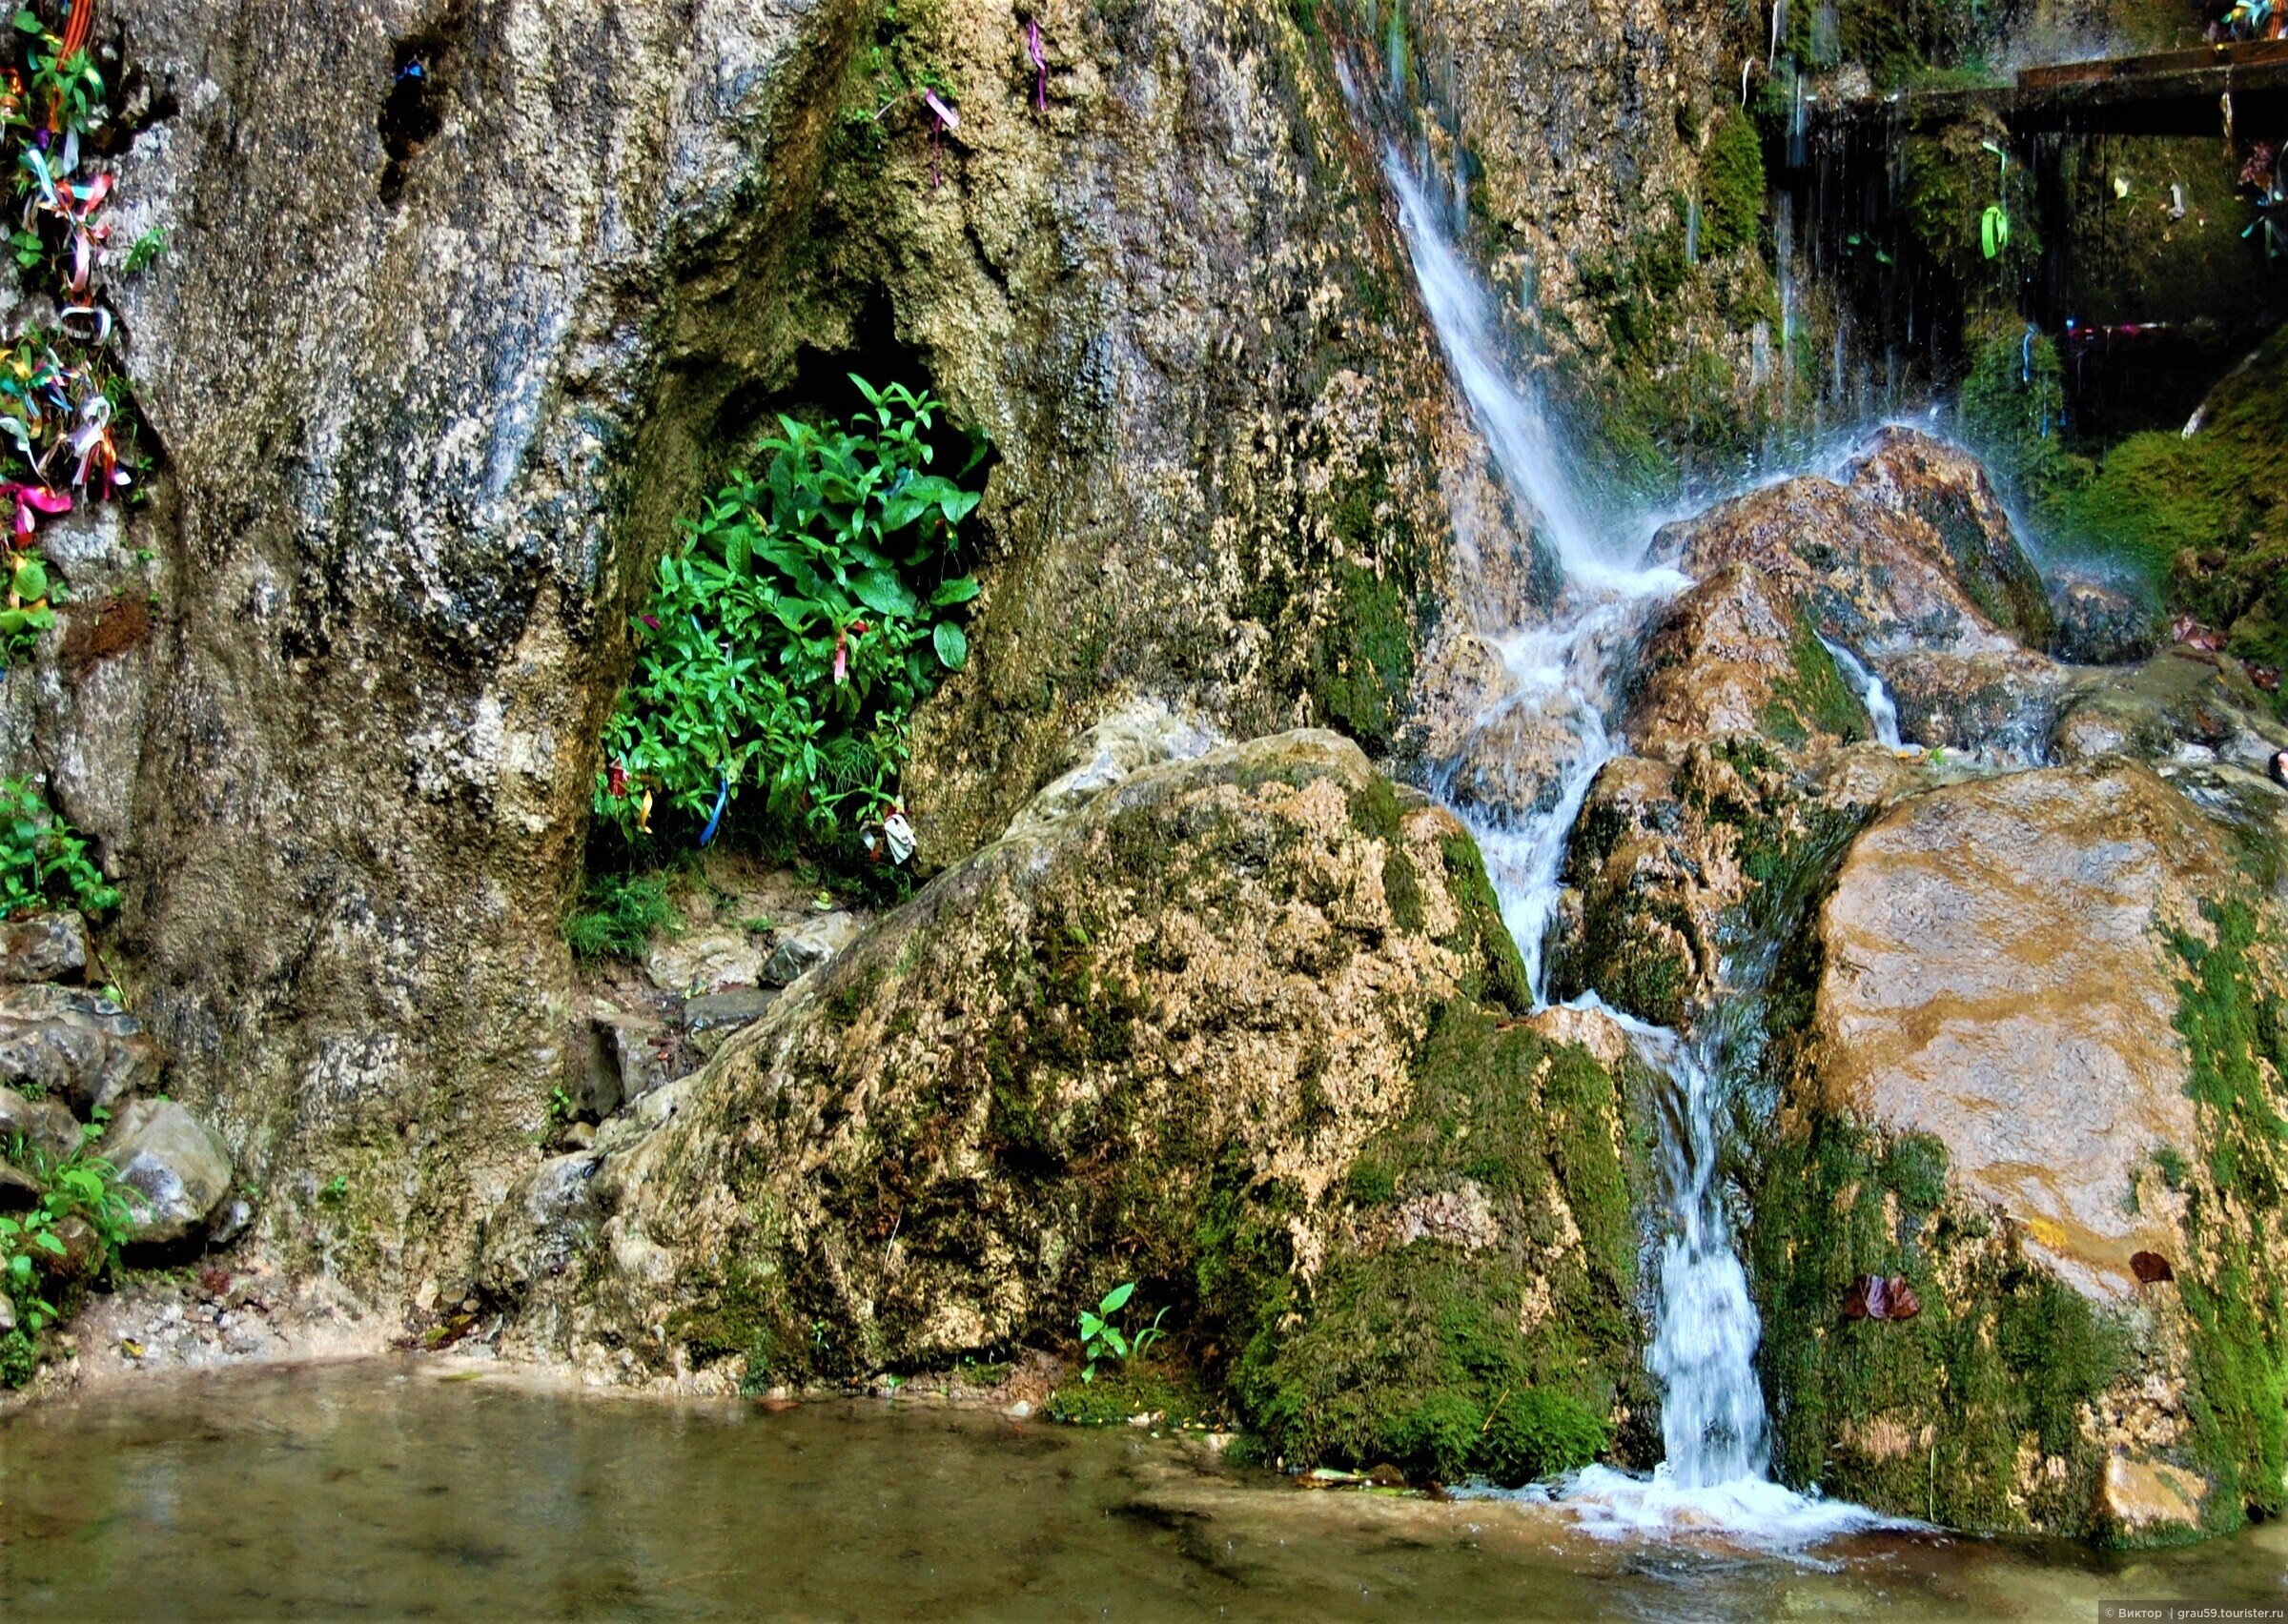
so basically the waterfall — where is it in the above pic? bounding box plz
[1366,86,1899,1552]
[1818,635,1907,751]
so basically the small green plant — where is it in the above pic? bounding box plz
[1077,1281,1168,1384]
[0,777,114,919]
[543,1086,575,1127]
[597,377,987,857]
[317,1174,349,1206]
[563,871,675,963]
[121,226,166,273]
[0,1146,131,1354]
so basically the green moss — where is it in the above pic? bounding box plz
[666,1261,799,1394]
[1312,558,1416,752]
[1228,1005,1644,1481]
[1344,1159,1396,1206]
[1749,1111,2129,1534]
[1900,120,2041,296]
[1696,110,1765,259]
[2041,325,2288,715]
[1760,610,1869,746]
[2163,896,2288,1529]
[1437,834,1531,1015]
[1047,1362,1211,1426]
[1959,319,2072,506]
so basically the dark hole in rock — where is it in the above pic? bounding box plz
[378,6,467,204]
[2132,1249,2176,1284]
[716,291,998,494]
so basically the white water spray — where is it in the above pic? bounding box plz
[1374,107,1902,1553]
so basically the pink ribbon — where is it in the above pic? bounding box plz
[0,482,70,538]
[923,90,958,189]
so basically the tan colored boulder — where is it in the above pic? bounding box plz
[495,731,1651,1485]
[2101,1455,2209,1537]
[1838,426,2056,649]
[1811,764,2228,1295]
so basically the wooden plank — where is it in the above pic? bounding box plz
[2019,38,2288,91]
[1806,44,2288,141]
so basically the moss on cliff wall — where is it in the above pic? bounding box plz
[2039,326,2288,712]
[2161,897,2288,1532]
[1749,1112,2133,1534]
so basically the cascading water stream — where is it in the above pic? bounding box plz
[1818,635,1907,751]
[1364,80,1901,1552]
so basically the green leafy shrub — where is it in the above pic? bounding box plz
[0,777,114,919]
[598,377,986,855]
[0,1145,133,1375]
[563,871,675,963]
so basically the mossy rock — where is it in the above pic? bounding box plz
[1230,1004,1651,1481]
[515,731,1651,1486]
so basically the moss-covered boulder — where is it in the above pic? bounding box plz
[1748,761,2288,1543]
[494,730,1651,1481]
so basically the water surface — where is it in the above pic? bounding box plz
[3,1364,2286,1620]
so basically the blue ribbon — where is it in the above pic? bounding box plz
[699,771,729,847]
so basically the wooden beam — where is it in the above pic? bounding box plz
[1807,39,2288,142]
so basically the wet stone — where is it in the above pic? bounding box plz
[684,987,777,1054]
[100,1099,234,1246]
[2050,573,2157,666]
[761,914,860,987]
[0,985,158,1116]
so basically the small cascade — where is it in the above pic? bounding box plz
[1358,48,1903,1551]
[1818,635,1907,751]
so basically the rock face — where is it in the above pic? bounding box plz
[13,0,1580,1300]
[1747,759,2288,1543]
[495,733,1653,1481]
[101,1098,234,1246]
[1810,766,2223,1296]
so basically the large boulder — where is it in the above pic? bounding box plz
[1747,761,2288,1543]
[497,732,1656,1482]
[101,1098,235,1246]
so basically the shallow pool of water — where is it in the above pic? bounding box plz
[2,1363,2285,1620]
